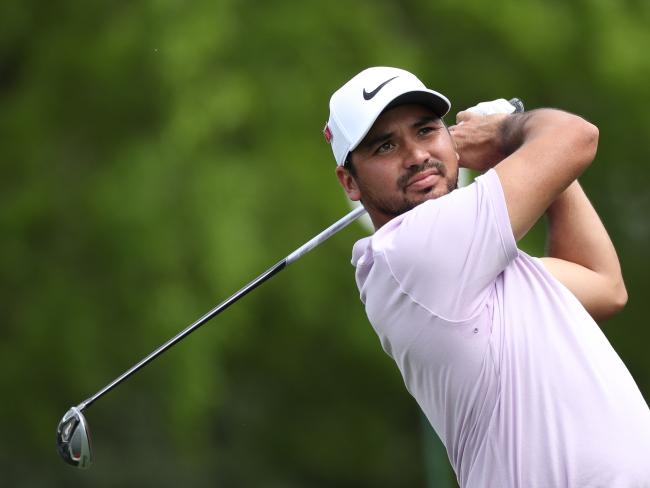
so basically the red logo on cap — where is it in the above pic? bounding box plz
[323,124,333,144]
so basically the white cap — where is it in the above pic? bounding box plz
[324,67,451,166]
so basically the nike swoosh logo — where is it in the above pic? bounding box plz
[362,76,398,100]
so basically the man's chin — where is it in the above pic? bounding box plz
[409,180,456,202]
[364,177,458,219]
[400,191,441,213]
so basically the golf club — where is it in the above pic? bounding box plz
[56,204,367,468]
[56,97,524,469]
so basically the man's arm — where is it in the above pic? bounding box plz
[452,109,598,240]
[542,182,627,321]
[450,108,626,320]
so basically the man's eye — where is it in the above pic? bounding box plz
[419,127,435,136]
[376,142,394,154]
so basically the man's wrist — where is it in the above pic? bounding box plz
[499,111,533,158]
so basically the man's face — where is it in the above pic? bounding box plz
[336,104,459,229]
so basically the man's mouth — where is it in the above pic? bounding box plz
[406,169,440,190]
[398,160,446,192]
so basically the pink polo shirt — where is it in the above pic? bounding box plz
[352,170,650,487]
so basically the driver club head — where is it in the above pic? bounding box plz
[56,406,93,468]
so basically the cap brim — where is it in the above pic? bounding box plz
[385,90,450,118]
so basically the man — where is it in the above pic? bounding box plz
[324,67,650,487]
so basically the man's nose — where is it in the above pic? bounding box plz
[402,141,430,169]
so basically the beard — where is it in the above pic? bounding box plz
[357,159,458,218]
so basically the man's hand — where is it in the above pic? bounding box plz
[448,111,511,172]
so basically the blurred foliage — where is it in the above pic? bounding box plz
[1,0,648,486]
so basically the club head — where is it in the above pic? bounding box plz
[56,406,93,468]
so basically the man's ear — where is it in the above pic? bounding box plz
[335,166,361,201]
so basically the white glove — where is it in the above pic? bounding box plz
[465,98,516,116]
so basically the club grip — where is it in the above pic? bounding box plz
[508,98,525,113]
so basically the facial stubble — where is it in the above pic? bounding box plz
[357,159,458,218]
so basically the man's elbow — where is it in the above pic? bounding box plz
[599,279,628,320]
[583,120,599,162]
[571,117,599,171]
[610,279,628,313]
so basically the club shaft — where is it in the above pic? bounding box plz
[78,205,367,411]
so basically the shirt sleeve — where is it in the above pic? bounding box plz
[379,169,517,321]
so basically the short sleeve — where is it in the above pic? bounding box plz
[379,169,517,321]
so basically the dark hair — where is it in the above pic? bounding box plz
[343,153,357,176]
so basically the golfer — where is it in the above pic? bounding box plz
[324,67,650,487]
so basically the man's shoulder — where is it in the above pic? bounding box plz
[352,171,506,265]
[351,213,405,268]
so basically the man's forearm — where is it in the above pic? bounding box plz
[452,106,598,241]
[543,181,628,318]
[546,182,619,273]
[451,109,586,175]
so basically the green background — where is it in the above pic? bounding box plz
[2,1,648,486]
